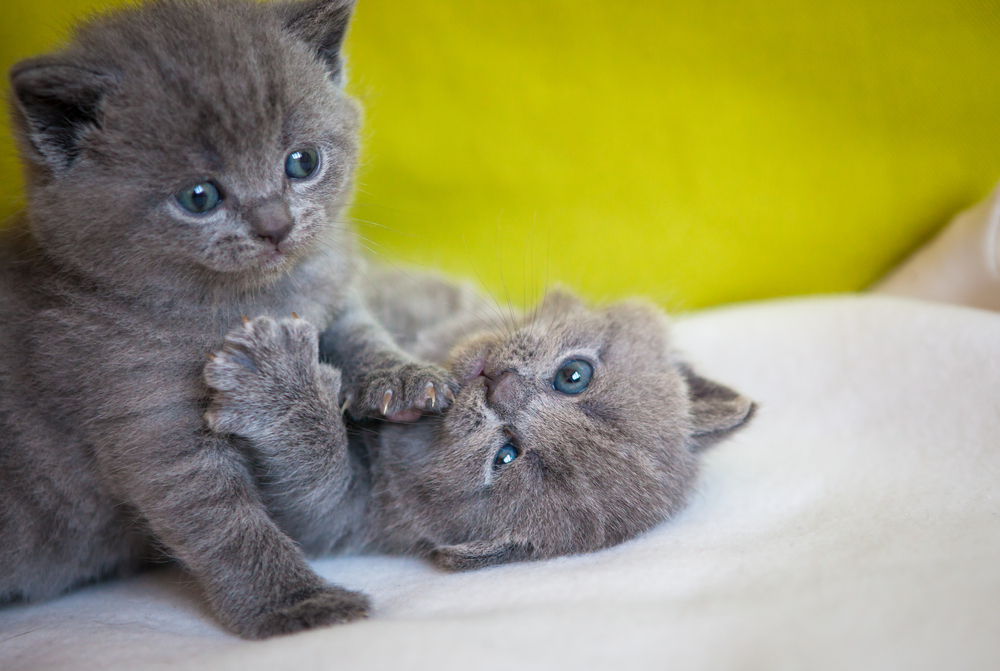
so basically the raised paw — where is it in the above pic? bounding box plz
[345,361,458,422]
[204,315,339,440]
[242,585,370,639]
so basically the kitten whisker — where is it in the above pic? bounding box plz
[459,234,514,338]
[339,217,417,238]
[493,215,519,335]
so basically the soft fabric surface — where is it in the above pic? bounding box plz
[2,295,998,670]
[876,179,1000,310]
[4,2,1000,307]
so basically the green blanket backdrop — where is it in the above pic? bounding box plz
[3,1,1000,308]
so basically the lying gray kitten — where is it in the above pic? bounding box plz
[204,270,755,569]
[0,0,454,638]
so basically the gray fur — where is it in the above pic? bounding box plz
[0,0,454,638]
[203,270,755,571]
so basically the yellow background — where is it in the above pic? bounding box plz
[3,1,1000,309]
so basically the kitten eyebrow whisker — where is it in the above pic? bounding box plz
[448,302,506,340]
[459,286,515,337]
[460,234,515,339]
[493,217,519,337]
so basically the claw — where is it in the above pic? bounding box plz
[425,382,436,409]
[206,352,216,361]
[241,315,249,325]
[291,312,299,319]
[382,389,393,416]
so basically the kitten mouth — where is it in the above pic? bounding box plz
[257,245,289,266]
[462,356,486,383]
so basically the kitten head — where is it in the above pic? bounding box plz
[370,291,755,570]
[8,0,359,292]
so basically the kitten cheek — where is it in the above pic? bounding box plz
[287,207,324,238]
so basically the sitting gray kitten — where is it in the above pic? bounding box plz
[204,270,755,569]
[0,0,455,638]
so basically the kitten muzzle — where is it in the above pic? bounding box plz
[249,200,294,247]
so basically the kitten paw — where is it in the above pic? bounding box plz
[204,315,339,440]
[242,585,370,639]
[345,362,458,421]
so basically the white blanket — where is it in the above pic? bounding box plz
[3,295,999,670]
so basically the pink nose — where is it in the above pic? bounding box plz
[483,369,517,408]
[251,200,293,246]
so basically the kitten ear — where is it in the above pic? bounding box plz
[10,58,116,173]
[276,0,356,86]
[682,365,756,451]
[429,540,534,572]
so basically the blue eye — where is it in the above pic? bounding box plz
[494,443,519,467]
[553,359,593,394]
[285,148,320,179]
[175,182,221,214]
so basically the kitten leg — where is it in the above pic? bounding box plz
[204,316,360,550]
[119,430,368,639]
[322,288,459,421]
[359,265,504,363]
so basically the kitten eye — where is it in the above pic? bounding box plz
[494,443,519,467]
[553,359,593,394]
[175,182,221,214]
[285,148,320,179]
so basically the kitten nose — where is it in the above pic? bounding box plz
[483,369,518,408]
[252,200,293,246]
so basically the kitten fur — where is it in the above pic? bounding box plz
[0,0,455,639]
[203,269,756,570]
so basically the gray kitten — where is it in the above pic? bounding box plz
[204,269,755,569]
[0,0,455,638]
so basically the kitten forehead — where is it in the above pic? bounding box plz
[68,0,350,170]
